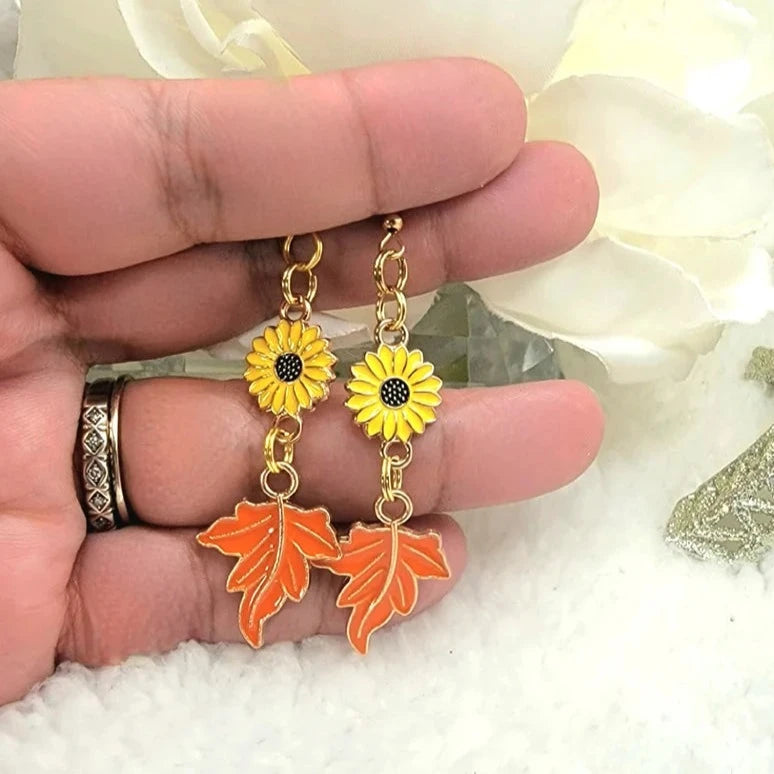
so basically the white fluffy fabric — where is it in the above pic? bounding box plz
[3,314,774,772]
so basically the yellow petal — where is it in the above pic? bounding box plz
[366,414,384,437]
[393,346,408,376]
[276,319,291,349]
[259,382,278,410]
[294,380,312,409]
[300,325,321,348]
[289,319,304,349]
[377,344,394,374]
[396,415,413,442]
[365,351,387,380]
[303,367,333,384]
[301,376,324,400]
[404,407,426,434]
[383,410,397,440]
[403,349,424,377]
[301,338,327,358]
[264,326,280,353]
[284,384,299,415]
[251,337,272,356]
[348,379,379,396]
[407,363,434,385]
[351,362,381,385]
[346,393,378,411]
[271,383,287,414]
[414,375,443,394]
[412,390,442,407]
[305,352,336,368]
[247,375,274,395]
[356,402,383,424]
[246,351,273,367]
[244,365,267,381]
[412,403,437,424]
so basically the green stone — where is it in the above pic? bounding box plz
[88,284,562,388]
[335,283,562,387]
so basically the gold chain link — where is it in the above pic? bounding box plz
[373,215,409,347]
[261,402,305,500]
[260,462,299,500]
[373,217,414,526]
[280,233,323,322]
[379,439,413,502]
[263,414,303,474]
[259,233,322,498]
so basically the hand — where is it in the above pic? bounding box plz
[0,58,603,705]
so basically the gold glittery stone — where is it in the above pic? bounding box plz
[666,425,774,563]
[744,346,774,384]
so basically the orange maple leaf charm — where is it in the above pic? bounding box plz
[319,522,451,654]
[197,499,340,648]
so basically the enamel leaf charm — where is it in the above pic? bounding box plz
[320,522,450,654]
[197,500,340,647]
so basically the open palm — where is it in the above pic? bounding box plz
[0,59,603,705]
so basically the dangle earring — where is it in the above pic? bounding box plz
[197,234,340,648]
[319,216,450,654]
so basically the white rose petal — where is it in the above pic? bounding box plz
[117,0,307,79]
[529,75,774,240]
[746,90,774,134]
[471,237,725,383]
[253,0,582,94]
[18,0,583,89]
[744,91,774,250]
[15,0,155,78]
[555,0,774,113]
[219,18,307,75]
[552,334,722,385]
[728,0,774,104]
[617,233,774,323]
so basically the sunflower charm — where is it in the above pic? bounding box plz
[345,343,442,442]
[244,318,336,416]
[322,216,452,654]
[198,233,343,650]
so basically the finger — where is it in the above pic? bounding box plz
[0,59,525,274]
[119,378,603,527]
[57,514,465,666]
[54,141,598,363]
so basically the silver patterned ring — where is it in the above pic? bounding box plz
[78,377,134,532]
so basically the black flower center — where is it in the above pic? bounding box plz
[380,377,410,408]
[275,353,303,383]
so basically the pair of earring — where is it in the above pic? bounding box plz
[197,216,449,655]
